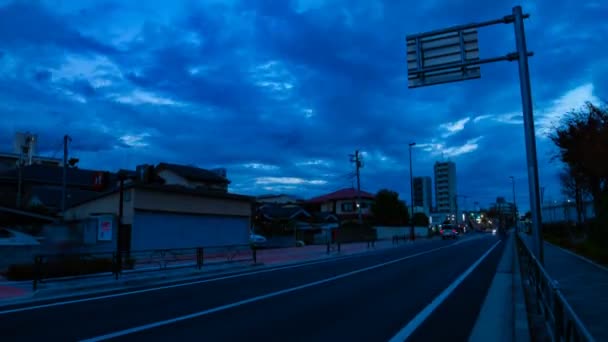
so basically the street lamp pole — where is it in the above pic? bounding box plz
[409,142,416,241]
[510,176,517,221]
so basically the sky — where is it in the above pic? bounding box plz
[0,0,606,211]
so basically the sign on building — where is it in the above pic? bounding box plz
[407,29,480,88]
[97,216,113,241]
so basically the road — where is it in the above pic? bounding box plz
[0,233,506,341]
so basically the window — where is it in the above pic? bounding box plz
[341,202,354,212]
[360,202,369,209]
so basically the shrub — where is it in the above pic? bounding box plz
[4,256,115,281]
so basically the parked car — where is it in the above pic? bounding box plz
[250,233,267,246]
[440,225,458,240]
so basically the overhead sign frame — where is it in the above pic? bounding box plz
[407,29,480,88]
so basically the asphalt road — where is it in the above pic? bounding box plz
[0,233,506,342]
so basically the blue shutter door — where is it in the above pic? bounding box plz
[132,211,249,250]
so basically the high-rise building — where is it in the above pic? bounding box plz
[413,176,432,213]
[434,161,457,214]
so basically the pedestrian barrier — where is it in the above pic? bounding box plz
[515,234,595,342]
[31,244,255,290]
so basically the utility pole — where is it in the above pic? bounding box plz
[409,142,416,241]
[61,134,71,218]
[16,135,34,208]
[350,150,363,224]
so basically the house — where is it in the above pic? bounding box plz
[256,194,300,204]
[155,163,229,192]
[63,164,253,252]
[0,164,115,212]
[305,188,375,221]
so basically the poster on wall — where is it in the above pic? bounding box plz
[97,216,113,241]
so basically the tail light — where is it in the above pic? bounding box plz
[452,229,457,234]
[440,229,444,234]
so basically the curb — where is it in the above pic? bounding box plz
[545,241,608,273]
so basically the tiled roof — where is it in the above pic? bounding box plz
[307,188,375,203]
[156,163,229,184]
[258,203,310,220]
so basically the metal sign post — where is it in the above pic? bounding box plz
[406,5,544,263]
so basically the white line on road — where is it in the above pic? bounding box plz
[79,240,489,342]
[388,240,502,342]
[0,236,488,316]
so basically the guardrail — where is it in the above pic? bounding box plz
[31,244,256,290]
[515,234,595,342]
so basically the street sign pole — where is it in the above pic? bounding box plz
[512,6,544,264]
[406,6,544,264]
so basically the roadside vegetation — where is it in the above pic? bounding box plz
[546,101,608,265]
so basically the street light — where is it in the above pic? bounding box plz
[409,142,416,241]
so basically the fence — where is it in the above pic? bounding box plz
[29,244,256,290]
[515,234,595,342]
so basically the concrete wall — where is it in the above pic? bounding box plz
[134,189,251,217]
[64,189,134,224]
[374,226,430,239]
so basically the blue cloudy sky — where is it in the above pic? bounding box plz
[0,0,606,210]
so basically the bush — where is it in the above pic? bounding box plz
[4,256,115,281]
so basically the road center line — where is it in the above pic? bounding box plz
[79,240,485,342]
[388,239,502,342]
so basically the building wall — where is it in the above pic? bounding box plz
[157,170,190,187]
[64,189,135,224]
[334,199,373,215]
[542,201,595,223]
[413,176,432,212]
[134,189,251,217]
[434,161,457,214]
[157,169,228,192]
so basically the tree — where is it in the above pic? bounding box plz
[371,189,409,226]
[550,102,608,215]
[412,212,429,226]
[559,168,590,225]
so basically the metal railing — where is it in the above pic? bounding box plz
[32,244,256,290]
[516,234,595,342]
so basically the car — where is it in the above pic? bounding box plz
[250,233,267,245]
[440,225,458,240]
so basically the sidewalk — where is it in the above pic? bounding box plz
[469,233,530,342]
[521,234,608,341]
[0,237,435,305]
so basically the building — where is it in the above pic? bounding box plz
[155,163,229,192]
[413,176,432,214]
[0,132,61,173]
[492,197,516,217]
[256,194,300,204]
[434,161,457,214]
[305,188,374,221]
[0,164,115,211]
[64,163,252,252]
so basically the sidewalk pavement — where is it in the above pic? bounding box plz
[0,237,438,306]
[521,234,608,341]
[469,232,530,342]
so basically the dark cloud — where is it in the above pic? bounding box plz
[0,0,604,210]
[34,70,52,82]
[0,1,117,55]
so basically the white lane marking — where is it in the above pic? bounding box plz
[388,240,501,342]
[0,252,369,315]
[0,236,487,315]
[79,241,480,342]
